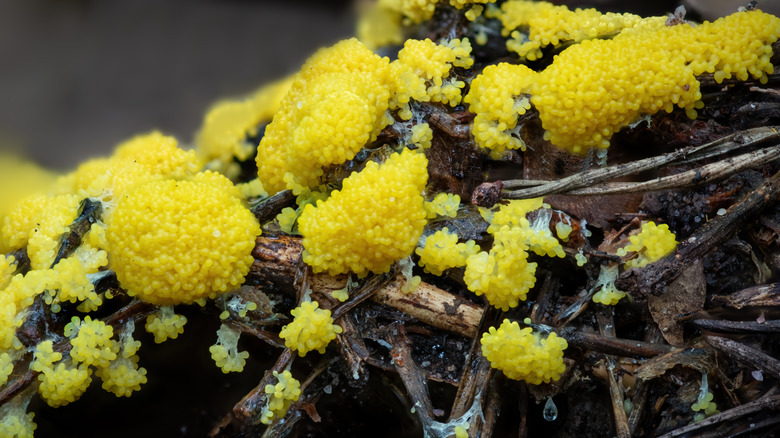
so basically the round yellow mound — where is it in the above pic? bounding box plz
[106,172,260,305]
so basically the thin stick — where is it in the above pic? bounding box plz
[503,127,778,198]
[656,393,780,438]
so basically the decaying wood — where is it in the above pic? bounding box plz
[704,335,780,382]
[250,234,483,339]
[617,168,780,297]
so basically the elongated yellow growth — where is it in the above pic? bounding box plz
[106,171,260,305]
[298,148,428,276]
[481,319,567,384]
[466,8,780,155]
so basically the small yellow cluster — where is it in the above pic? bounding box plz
[209,323,250,373]
[591,264,627,306]
[493,1,648,60]
[298,148,428,276]
[481,319,567,384]
[617,221,677,269]
[465,199,565,310]
[145,306,188,343]
[261,370,302,425]
[391,38,473,119]
[0,390,37,438]
[416,228,479,275]
[106,171,260,305]
[463,63,536,158]
[59,131,199,202]
[256,38,394,194]
[95,322,147,397]
[424,192,461,218]
[65,316,118,369]
[464,226,537,311]
[31,340,91,408]
[196,76,293,173]
[279,301,342,357]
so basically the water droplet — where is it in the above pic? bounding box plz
[543,396,558,422]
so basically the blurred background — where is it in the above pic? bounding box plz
[0,0,355,171]
[2,0,778,172]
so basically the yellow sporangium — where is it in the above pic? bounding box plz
[494,1,648,60]
[416,227,479,275]
[260,370,301,424]
[145,306,188,343]
[617,221,677,269]
[298,148,428,276]
[209,323,250,373]
[591,264,627,305]
[424,192,461,219]
[279,301,342,357]
[481,319,567,384]
[256,38,394,195]
[96,321,147,397]
[64,316,118,369]
[60,131,199,202]
[106,171,260,305]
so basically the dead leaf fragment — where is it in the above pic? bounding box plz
[648,259,706,346]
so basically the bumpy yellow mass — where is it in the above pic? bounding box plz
[279,301,343,357]
[416,227,479,275]
[481,319,567,384]
[298,148,428,276]
[617,221,677,269]
[256,38,394,195]
[106,172,260,305]
[466,8,780,155]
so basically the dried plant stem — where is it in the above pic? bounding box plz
[656,393,780,438]
[503,126,779,199]
[704,335,780,381]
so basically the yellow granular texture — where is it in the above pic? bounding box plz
[463,63,536,158]
[298,148,428,276]
[261,370,301,425]
[0,352,13,386]
[416,227,479,275]
[0,255,16,291]
[391,38,473,119]
[464,226,537,311]
[0,391,37,438]
[197,76,293,169]
[481,319,567,384]
[209,323,250,373]
[61,131,198,201]
[2,193,80,270]
[378,0,494,24]
[96,321,147,397]
[106,172,260,305]
[468,8,779,155]
[424,192,461,218]
[145,306,187,343]
[65,316,118,369]
[496,1,648,60]
[257,38,394,195]
[533,9,779,155]
[279,301,343,357]
[617,221,677,269]
[37,360,92,408]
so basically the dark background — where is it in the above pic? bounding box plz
[0,0,355,170]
